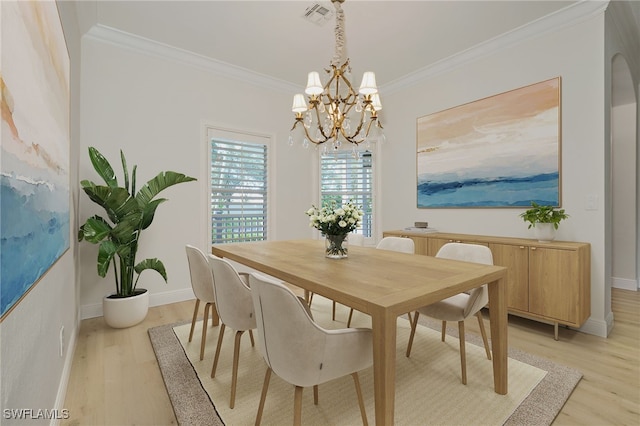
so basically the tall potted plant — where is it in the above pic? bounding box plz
[78,147,196,328]
[519,201,569,242]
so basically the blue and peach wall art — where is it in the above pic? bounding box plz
[1,1,70,319]
[416,77,561,208]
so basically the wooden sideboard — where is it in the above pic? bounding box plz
[383,230,591,339]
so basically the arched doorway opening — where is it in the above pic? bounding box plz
[611,53,638,293]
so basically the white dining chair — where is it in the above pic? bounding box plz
[185,245,219,361]
[249,273,373,426]
[405,242,493,385]
[346,236,415,327]
[207,254,257,409]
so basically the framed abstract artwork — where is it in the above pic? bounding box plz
[1,1,70,319]
[416,77,561,208]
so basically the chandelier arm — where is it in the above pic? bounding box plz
[350,104,369,136]
[310,104,333,143]
[338,125,361,145]
[301,120,324,145]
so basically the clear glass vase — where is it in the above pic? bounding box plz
[325,234,349,259]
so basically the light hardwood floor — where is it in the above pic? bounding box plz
[62,288,640,425]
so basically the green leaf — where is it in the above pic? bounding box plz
[97,241,117,277]
[131,165,137,197]
[136,171,196,205]
[140,198,167,230]
[121,150,130,193]
[110,209,143,244]
[88,147,118,188]
[81,184,134,224]
[135,258,168,282]
[80,216,112,244]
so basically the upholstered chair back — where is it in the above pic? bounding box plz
[185,245,215,302]
[435,243,493,317]
[376,236,415,254]
[208,255,256,332]
[250,273,373,388]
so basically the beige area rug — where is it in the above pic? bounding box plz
[149,296,582,425]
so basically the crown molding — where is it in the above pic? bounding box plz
[83,24,300,94]
[84,1,609,97]
[381,0,610,95]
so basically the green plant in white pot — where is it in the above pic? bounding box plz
[519,202,569,242]
[78,147,196,328]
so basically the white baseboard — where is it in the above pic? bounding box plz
[577,315,611,338]
[80,288,195,320]
[51,324,77,426]
[612,277,639,291]
[149,288,195,307]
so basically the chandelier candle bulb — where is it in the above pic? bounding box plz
[305,72,323,95]
[359,72,378,94]
[292,94,307,114]
[371,93,383,111]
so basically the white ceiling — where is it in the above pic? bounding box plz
[76,0,636,104]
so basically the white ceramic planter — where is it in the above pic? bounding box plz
[534,223,556,242]
[102,289,149,328]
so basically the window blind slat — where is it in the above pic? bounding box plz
[211,139,268,244]
[320,150,374,237]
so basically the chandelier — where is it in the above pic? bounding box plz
[288,0,384,152]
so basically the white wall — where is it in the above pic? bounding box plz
[381,14,609,335]
[0,1,81,423]
[612,102,637,287]
[78,32,315,317]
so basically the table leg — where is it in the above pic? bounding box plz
[488,276,508,395]
[371,309,397,425]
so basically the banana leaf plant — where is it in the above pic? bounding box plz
[78,147,196,297]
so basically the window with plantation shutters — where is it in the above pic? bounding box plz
[210,139,268,244]
[320,150,374,237]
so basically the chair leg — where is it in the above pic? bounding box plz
[230,330,245,408]
[458,321,467,385]
[441,320,447,342]
[255,368,272,426]
[352,372,368,426]
[313,385,319,405]
[332,301,336,321]
[249,329,255,347]
[347,308,354,327]
[211,302,220,326]
[189,299,200,342]
[475,311,492,360]
[211,324,226,378]
[201,302,212,360]
[405,311,420,357]
[293,386,304,426]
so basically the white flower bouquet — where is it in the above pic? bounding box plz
[306,200,364,258]
[305,200,364,236]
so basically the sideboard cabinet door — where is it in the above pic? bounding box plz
[489,243,529,312]
[529,246,582,326]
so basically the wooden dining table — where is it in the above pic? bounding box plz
[211,239,508,426]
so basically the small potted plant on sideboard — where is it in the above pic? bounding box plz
[519,201,569,242]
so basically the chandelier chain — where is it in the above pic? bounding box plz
[331,1,346,67]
